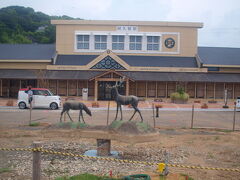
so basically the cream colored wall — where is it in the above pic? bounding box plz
[0,63,49,69]
[55,24,199,57]
[140,26,197,57]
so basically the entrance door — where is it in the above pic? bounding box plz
[98,81,125,100]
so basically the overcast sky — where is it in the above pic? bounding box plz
[1,0,240,48]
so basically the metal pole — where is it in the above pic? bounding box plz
[156,107,159,118]
[191,104,194,129]
[107,101,110,125]
[32,142,41,180]
[29,101,32,125]
[152,103,156,128]
[233,102,236,131]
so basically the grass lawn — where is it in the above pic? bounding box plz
[55,173,121,180]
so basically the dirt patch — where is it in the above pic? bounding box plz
[109,121,156,135]
[117,122,140,134]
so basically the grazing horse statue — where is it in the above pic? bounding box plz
[112,77,143,122]
[60,101,92,123]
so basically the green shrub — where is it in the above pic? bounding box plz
[176,85,185,95]
[57,122,88,129]
[170,92,189,101]
[29,122,40,126]
[0,167,12,173]
[55,173,120,180]
[136,122,152,132]
[109,120,124,129]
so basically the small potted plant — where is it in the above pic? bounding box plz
[194,100,201,103]
[6,99,14,106]
[155,104,163,108]
[201,103,208,109]
[92,101,99,108]
[170,85,189,104]
[208,100,217,103]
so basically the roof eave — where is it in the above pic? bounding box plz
[0,60,52,63]
[203,64,240,68]
[51,20,203,28]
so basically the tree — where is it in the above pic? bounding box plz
[0,6,82,44]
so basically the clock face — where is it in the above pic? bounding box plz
[164,38,175,48]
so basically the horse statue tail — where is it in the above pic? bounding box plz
[82,103,92,116]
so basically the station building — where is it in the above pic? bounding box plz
[0,20,240,100]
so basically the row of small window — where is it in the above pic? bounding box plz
[76,35,160,51]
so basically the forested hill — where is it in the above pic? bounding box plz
[0,6,81,44]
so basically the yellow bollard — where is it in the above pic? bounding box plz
[158,163,166,173]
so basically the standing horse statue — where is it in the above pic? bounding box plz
[112,77,143,122]
[60,101,92,123]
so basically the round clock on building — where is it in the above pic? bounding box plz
[164,38,175,48]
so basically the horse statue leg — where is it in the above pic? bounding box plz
[129,106,143,122]
[80,109,86,123]
[78,109,81,123]
[120,104,123,120]
[114,104,119,121]
[136,107,144,122]
[66,110,73,122]
[129,109,137,121]
[60,109,65,122]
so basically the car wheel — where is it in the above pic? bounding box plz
[19,102,26,109]
[50,102,58,110]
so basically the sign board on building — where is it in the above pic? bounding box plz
[116,26,138,32]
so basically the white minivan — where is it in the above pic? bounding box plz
[17,88,61,110]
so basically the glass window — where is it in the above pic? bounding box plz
[43,90,51,96]
[95,35,107,50]
[76,35,89,49]
[129,36,142,50]
[147,36,160,51]
[112,35,124,50]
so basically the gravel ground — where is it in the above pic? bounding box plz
[0,108,240,180]
[1,140,191,180]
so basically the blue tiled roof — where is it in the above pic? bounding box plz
[119,55,198,67]
[55,55,98,65]
[198,47,240,66]
[0,44,55,60]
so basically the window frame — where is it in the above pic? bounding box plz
[147,36,160,51]
[74,31,177,54]
[94,35,107,50]
[76,35,90,50]
[112,35,125,50]
[129,35,142,50]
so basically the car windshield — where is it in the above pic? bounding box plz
[48,90,54,96]
[237,97,240,99]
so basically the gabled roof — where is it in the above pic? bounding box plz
[119,55,198,67]
[0,44,55,60]
[198,47,240,66]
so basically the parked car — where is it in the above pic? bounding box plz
[17,88,61,110]
[236,97,240,111]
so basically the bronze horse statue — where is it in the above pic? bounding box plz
[60,101,92,123]
[112,77,143,122]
